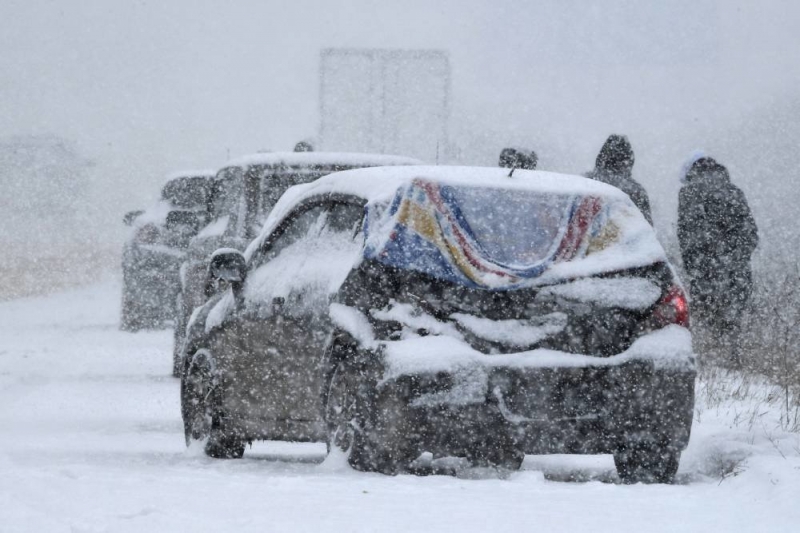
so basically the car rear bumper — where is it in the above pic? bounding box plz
[378,326,696,455]
[405,363,694,456]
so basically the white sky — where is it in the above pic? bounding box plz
[2,0,799,248]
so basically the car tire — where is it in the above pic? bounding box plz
[465,432,524,471]
[349,382,420,475]
[172,292,187,378]
[204,432,246,459]
[181,349,214,446]
[181,349,245,459]
[614,444,681,484]
[324,358,418,475]
[325,363,357,456]
[120,278,146,332]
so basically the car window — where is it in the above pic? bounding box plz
[256,167,327,224]
[211,168,244,220]
[326,201,364,234]
[162,177,210,209]
[254,204,328,268]
[244,200,365,313]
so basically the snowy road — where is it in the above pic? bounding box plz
[1,280,799,532]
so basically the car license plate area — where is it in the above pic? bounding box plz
[490,367,611,423]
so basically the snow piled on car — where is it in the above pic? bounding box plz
[451,312,568,346]
[538,277,662,310]
[245,166,666,290]
[382,324,693,381]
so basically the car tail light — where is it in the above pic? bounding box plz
[651,285,690,328]
[136,224,160,245]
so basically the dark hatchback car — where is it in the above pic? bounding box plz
[180,166,695,484]
[121,170,215,331]
[172,152,421,375]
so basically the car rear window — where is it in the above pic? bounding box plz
[364,178,665,290]
[162,177,210,208]
[443,186,572,268]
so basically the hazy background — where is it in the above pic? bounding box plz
[1,0,798,295]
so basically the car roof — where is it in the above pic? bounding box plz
[277,165,631,207]
[244,165,644,264]
[220,151,422,171]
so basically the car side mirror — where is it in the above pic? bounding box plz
[208,248,247,288]
[123,210,144,226]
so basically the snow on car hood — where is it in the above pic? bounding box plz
[362,176,665,289]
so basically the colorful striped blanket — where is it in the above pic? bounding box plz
[364,178,616,289]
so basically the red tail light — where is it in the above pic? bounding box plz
[652,285,690,328]
[136,224,160,245]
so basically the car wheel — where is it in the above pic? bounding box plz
[120,279,145,332]
[181,349,245,459]
[350,379,420,475]
[614,444,680,484]
[172,292,187,378]
[325,363,356,455]
[181,350,215,445]
[465,432,524,471]
[205,430,246,459]
[324,361,419,475]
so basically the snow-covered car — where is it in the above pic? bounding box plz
[172,152,421,375]
[121,170,216,331]
[180,166,695,483]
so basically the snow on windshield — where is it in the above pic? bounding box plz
[243,209,364,314]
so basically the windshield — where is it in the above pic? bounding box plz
[255,164,349,222]
[161,176,211,208]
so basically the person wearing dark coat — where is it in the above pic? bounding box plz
[294,140,314,152]
[498,147,537,170]
[677,155,758,364]
[586,134,652,224]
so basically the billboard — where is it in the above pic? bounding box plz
[319,48,451,163]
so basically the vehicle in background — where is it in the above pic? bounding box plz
[121,170,216,331]
[179,165,695,484]
[172,152,421,376]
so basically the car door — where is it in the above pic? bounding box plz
[222,197,366,442]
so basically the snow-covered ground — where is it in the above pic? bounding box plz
[1,280,798,532]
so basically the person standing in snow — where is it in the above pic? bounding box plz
[586,134,652,224]
[677,155,758,366]
[498,147,537,170]
[294,140,314,152]
[524,150,538,170]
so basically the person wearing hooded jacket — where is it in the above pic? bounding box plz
[586,134,653,225]
[677,155,758,364]
[498,147,537,170]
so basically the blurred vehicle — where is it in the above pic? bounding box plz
[171,152,421,375]
[121,170,215,331]
[179,166,695,484]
